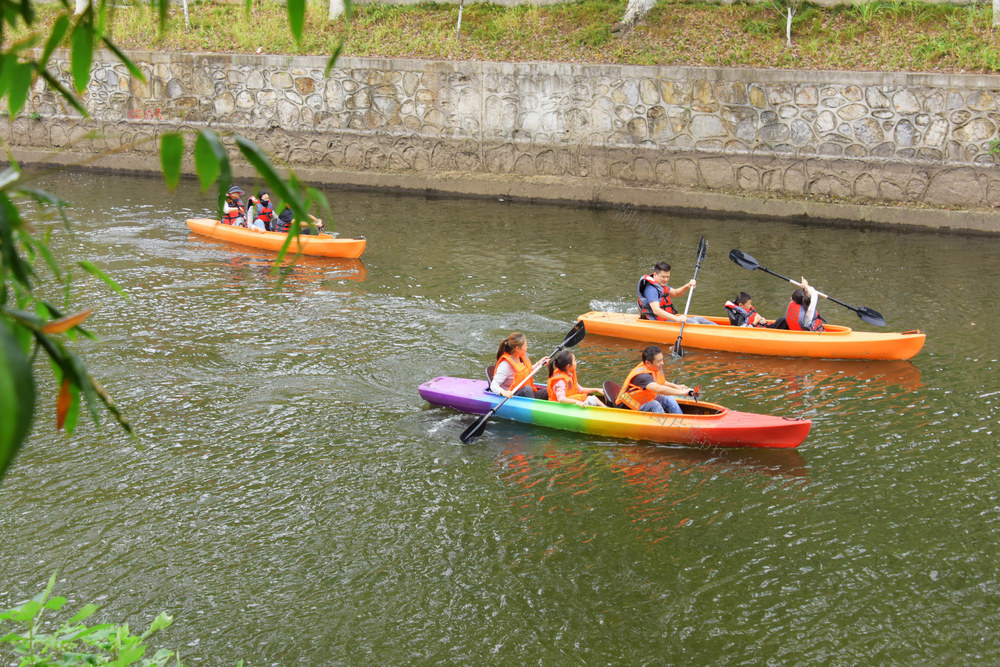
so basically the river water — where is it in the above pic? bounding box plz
[1,170,998,664]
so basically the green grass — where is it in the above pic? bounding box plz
[8,0,1000,73]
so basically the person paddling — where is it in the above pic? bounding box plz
[489,332,549,400]
[614,345,693,415]
[637,261,715,325]
[546,351,604,407]
[221,185,247,227]
[274,205,324,235]
[782,278,825,332]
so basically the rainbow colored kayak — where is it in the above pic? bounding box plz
[186,218,366,258]
[419,376,811,449]
[578,311,925,360]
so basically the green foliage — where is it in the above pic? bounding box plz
[0,0,350,482]
[0,572,182,666]
[742,18,773,36]
[852,0,881,26]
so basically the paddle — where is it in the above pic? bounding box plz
[729,249,887,327]
[672,236,708,357]
[459,321,587,444]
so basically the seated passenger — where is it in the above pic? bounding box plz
[614,345,693,415]
[637,261,716,325]
[274,205,324,235]
[489,332,549,400]
[725,291,769,327]
[221,185,247,227]
[248,191,275,232]
[784,278,825,332]
[546,351,604,407]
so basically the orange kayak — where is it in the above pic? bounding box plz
[186,218,366,258]
[577,311,925,360]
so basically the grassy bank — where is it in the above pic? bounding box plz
[12,0,1000,73]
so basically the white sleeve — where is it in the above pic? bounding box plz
[490,361,514,393]
[805,285,819,324]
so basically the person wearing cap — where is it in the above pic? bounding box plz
[247,190,275,232]
[222,185,247,227]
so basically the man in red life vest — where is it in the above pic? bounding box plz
[783,278,825,332]
[637,262,716,325]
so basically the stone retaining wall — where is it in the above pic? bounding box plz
[5,50,1000,232]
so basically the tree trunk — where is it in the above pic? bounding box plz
[994,0,999,27]
[329,0,345,20]
[786,5,793,47]
[457,0,464,39]
[182,0,190,29]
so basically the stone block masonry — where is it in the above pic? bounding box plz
[5,50,1000,233]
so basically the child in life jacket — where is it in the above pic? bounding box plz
[221,185,247,227]
[546,351,604,407]
[724,291,769,327]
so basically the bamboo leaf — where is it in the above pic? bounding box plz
[68,604,99,624]
[7,61,35,118]
[160,133,184,191]
[41,308,93,334]
[71,19,94,95]
[0,321,35,481]
[287,0,305,41]
[193,132,221,193]
[41,14,71,66]
[56,377,72,430]
[39,67,88,118]
[78,261,127,298]
[101,37,145,82]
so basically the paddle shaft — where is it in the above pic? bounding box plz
[756,266,859,314]
[674,239,707,355]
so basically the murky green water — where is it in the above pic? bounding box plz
[2,170,998,664]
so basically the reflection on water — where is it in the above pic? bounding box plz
[1,170,999,664]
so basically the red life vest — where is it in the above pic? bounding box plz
[254,200,274,227]
[725,301,765,327]
[547,368,588,402]
[497,351,534,391]
[222,198,245,226]
[785,300,824,332]
[637,275,677,320]
[617,362,666,410]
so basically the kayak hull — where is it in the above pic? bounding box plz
[186,218,366,258]
[578,311,925,360]
[419,376,811,449]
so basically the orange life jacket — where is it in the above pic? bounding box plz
[617,362,666,410]
[547,368,588,402]
[785,300,824,332]
[222,198,245,226]
[497,351,534,391]
[637,275,676,320]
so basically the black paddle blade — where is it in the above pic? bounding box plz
[459,414,489,444]
[729,248,760,271]
[696,236,707,263]
[856,307,887,327]
[564,320,586,348]
[672,338,685,357]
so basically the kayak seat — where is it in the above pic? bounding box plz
[486,364,496,384]
[602,381,621,408]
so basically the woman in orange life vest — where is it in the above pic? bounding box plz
[221,185,247,227]
[546,350,605,407]
[724,291,770,327]
[638,262,716,325]
[783,278,825,332]
[489,332,549,400]
[615,345,694,415]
